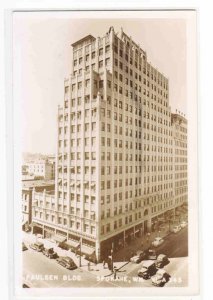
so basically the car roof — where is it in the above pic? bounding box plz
[156,269,167,275]
[35,242,43,246]
[136,250,144,254]
[142,260,155,267]
[157,254,167,259]
[155,237,162,240]
[148,249,156,253]
[63,256,73,261]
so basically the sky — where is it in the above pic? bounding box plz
[13,11,187,155]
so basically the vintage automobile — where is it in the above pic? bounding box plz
[130,250,146,263]
[155,254,169,268]
[29,242,44,252]
[171,225,182,233]
[151,237,164,247]
[151,269,171,286]
[56,256,77,270]
[146,249,157,260]
[180,221,187,228]
[22,242,28,251]
[42,247,58,259]
[138,260,157,279]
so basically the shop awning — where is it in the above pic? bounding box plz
[53,235,66,243]
[66,239,79,248]
[81,245,95,256]
[31,222,43,228]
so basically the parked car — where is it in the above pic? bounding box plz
[138,260,157,279]
[146,249,157,260]
[56,256,77,270]
[180,221,187,228]
[152,237,164,247]
[155,254,169,268]
[151,269,171,286]
[130,250,146,263]
[171,225,181,233]
[22,242,28,251]
[42,247,58,259]
[29,242,44,252]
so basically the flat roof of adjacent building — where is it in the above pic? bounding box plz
[22,180,55,189]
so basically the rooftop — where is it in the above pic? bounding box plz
[71,34,96,47]
[22,179,55,189]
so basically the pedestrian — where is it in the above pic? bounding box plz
[113,267,117,280]
[103,259,106,268]
[87,261,90,271]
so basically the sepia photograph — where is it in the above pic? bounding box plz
[12,10,198,298]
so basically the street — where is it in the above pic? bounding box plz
[23,227,188,288]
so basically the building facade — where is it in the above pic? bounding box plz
[26,159,54,180]
[32,27,188,261]
[22,180,55,231]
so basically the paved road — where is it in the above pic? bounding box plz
[152,226,188,258]
[113,227,188,287]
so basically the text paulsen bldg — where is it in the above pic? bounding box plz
[32,27,187,261]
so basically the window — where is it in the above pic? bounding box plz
[85,123,89,131]
[91,152,96,160]
[99,60,103,68]
[99,48,103,56]
[107,80,111,88]
[86,79,90,87]
[78,82,82,89]
[85,152,89,160]
[105,45,110,53]
[92,137,96,146]
[99,80,104,89]
[101,181,105,190]
[105,58,110,66]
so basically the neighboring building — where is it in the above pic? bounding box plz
[22,180,55,231]
[32,27,188,261]
[171,113,188,212]
[22,165,28,175]
[47,155,56,180]
[26,159,54,180]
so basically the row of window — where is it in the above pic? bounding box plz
[34,209,96,234]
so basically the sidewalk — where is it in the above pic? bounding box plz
[80,261,129,277]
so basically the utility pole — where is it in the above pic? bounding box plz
[79,237,82,267]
